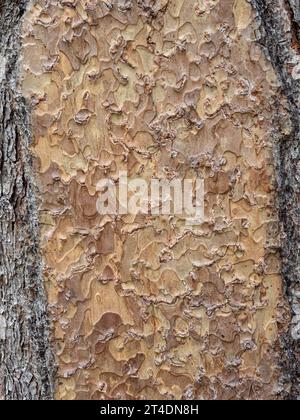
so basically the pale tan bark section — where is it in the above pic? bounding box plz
[21,0,289,400]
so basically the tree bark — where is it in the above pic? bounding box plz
[250,0,300,399]
[0,0,54,400]
[20,0,292,400]
[0,0,299,401]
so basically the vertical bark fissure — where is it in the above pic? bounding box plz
[250,0,300,400]
[0,0,55,400]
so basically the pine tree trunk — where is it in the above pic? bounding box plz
[250,0,300,399]
[0,0,299,400]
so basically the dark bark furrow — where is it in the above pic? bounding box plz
[251,0,300,400]
[0,0,55,400]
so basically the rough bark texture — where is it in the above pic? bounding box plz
[0,0,299,401]
[21,0,290,400]
[250,0,300,399]
[0,0,55,400]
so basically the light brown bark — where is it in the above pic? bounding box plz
[0,0,299,401]
[21,0,290,400]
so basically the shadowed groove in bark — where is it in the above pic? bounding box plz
[250,0,300,400]
[0,0,55,400]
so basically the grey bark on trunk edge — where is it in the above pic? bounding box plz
[0,0,55,400]
[250,0,300,400]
